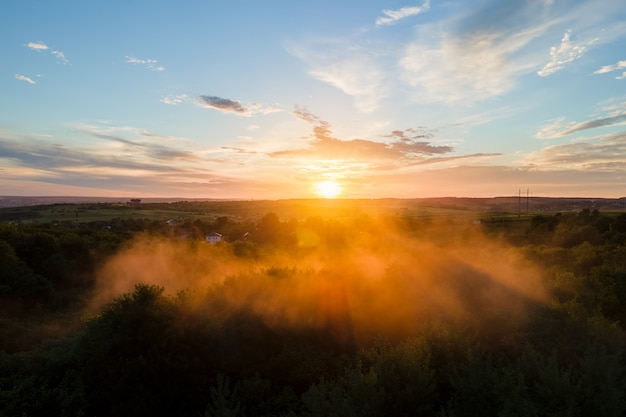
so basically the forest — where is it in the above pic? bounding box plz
[1,201,626,416]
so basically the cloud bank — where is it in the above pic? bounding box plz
[526,132,626,171]
[290,0,621,109]
[271,108,457,164]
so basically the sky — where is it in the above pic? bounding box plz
[1,0,626,199]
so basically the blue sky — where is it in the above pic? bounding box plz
[1,0,626,199]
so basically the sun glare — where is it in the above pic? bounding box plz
[314,180,342,198]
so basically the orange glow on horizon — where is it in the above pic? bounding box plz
[313,180,343,198]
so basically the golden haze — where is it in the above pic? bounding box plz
[91,214,547,344]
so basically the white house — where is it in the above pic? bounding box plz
[205,232,223,244]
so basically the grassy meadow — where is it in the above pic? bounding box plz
[0,197,550,224]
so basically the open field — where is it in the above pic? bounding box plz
[0,204,214,224]
[2,196,626,225]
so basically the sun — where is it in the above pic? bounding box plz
[314,180,343,198]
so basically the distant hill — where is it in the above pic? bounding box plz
[1,196,625,217]
[0,196,224,209]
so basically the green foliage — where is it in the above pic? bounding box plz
[204,375,243,417]
[2,208,626,416]
[232,240,259,258]
[302,337,435,417]
[0,342,85,417]
[0,239,53,314]
[446,343,626,417]
[75,285,215,416]
[446,354,536,417]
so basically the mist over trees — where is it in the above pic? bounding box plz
[1,203,626,416]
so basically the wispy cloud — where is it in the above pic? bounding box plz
[15,74,35,84]
[392,0,624,105]
[69,122,201,163]
[310,53,386,113]
[0,120,282,196]
[562,114,626,136]
[220,146,258,155]
[51,50,69,65]
[377,164,626,198]
[26,41,48,51]
[401,28,540,104]
[375,1,430,27]
[536,103,626,139]
[286,40,388,112]
[398,0,575,104]
[594,60,626,79]
[0,134,237,195]
[196,96,248,114]
[525,132,626,171]
[25,41,69,64]
[537,30,596,76]
[125,56,165,71]
[292,0,605,108]
[535,118,573,139]
[195,95,282,116]
[160,94,188,105]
